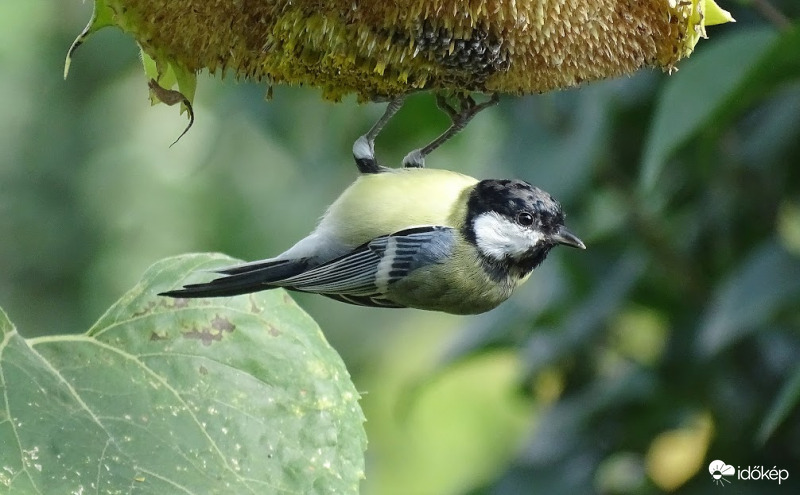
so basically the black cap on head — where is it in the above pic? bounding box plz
[463,179,584,278]
[463,179,566,242]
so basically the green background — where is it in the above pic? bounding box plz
[1,1,799,493]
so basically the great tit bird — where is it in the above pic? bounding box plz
[161,131,585,314]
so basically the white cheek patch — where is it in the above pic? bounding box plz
[473,211,545,260]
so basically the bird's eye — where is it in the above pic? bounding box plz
[516,212,534,226]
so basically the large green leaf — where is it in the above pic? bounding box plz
[0,254,365,494]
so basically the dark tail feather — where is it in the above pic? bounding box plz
[159,280,274,298]
[214,258,296,275]
[160,258,310,298]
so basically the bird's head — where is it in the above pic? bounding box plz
[464,179,585,276]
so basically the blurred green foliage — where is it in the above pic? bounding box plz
[1,1,798,494]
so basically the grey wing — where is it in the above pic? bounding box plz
[278,226,456,308]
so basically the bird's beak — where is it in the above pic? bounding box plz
[552,226,586,249]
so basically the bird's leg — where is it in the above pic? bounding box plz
[402,92,500,168]
[353,97,406,174]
